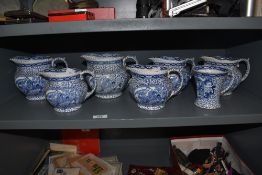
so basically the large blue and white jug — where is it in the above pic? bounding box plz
[148,56,194,92]
[193,65,234,109]
[201,56,250,95]
[81,53,138,99]
[127,65,183,110]
[40,65,96,113]
[10,56,68,100]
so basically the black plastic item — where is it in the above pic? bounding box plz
[188,149,210,165]
[0,132,49,175]
[68,0,99,9]
[136,0,162,18]
[136,0,150,18]
[177,0,240,17]
[208,0,240,16]
[4,10,48,23]
[178,4,217,17]
[148,0,162,18]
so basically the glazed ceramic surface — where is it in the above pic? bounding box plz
[127,65,183,110]
[149,56,194,92]
[40,68,96,113]
[193,65,234,109]
[201,56,250,96]
[81,53,138,99]
[10,56,55,100]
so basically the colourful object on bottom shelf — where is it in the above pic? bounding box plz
[62,129,100,155]
[170,135,253,175]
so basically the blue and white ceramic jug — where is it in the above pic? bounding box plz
[81,53,138,99]
[193,65,234,109]
[127,65,183,110]
[40,66,96,113]
[10,56,68,100]
[148,56,194,92]
[201,56,250,95]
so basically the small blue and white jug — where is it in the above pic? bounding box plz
[201,56,250,96]
[127,65,183,110]
[81,53,138,99]
[10,56,68,100]
[148,56,194,92]
[40,65,96,113]
[193,65,234,109]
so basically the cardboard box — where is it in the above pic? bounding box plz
[170,136,254,175]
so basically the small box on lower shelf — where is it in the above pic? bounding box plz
[170,136,253,175]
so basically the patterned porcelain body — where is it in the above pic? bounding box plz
[40,68,96,112]
[127,65,183,110]
[201,56,250,96]
[81,53,137,99]
[149,56,194,92]
[10,56,53,100]
[193,66,233,109]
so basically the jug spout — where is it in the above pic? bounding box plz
[10,56,27,65]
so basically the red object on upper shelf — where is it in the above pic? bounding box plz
[48,8,115,22]
[48,9,95,22]
[87,8,115,20]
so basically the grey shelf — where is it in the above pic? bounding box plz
[1,18,262,38]
[1,18,262,51]
[0,85,262,129]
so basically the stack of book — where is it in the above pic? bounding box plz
[36,143,122,175]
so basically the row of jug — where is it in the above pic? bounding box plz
[10,54,137,112]
[10,54,250,112]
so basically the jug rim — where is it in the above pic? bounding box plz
[81,53,123,62]
[40,68,81,79]
[201,56,242,64]
[127,64,168,75]
[149,56,189,63]
[10,56,52,65]
[193,65,228,75]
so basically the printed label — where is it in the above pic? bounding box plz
[93,114,108,119]
[75,9,88,12]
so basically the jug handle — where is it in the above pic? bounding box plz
[81,70,96,100]
[238,58,250,82]
[185,57,195,77]
[186,57,195,67]
[123,56,138,67]
[167,69,184,98]
[51,57,68,68]
[221,70,235,95]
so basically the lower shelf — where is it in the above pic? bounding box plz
[0,85,262,129]
[1,126,262,175]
